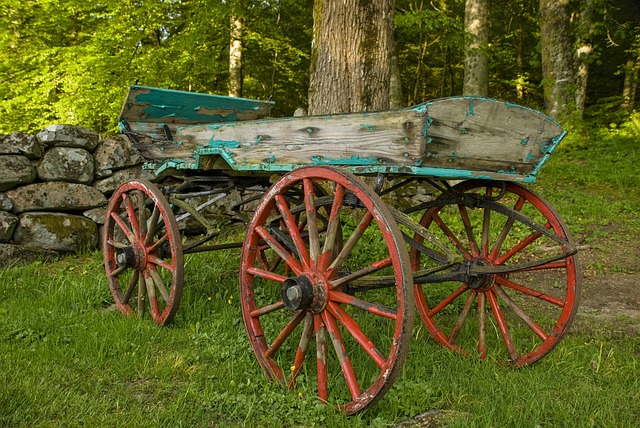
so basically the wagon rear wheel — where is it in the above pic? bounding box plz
[240,166,414,414]
[411,180,580,366]
[103,179,184,325]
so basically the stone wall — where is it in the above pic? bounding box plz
[0,125,149,266]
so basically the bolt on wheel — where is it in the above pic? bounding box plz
[240,166,414,414]
[411,180,580,366]
[103,179,184,325]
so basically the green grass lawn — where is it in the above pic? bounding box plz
[1,127,639,427]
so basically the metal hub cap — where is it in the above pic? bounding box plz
[281,270,329,313]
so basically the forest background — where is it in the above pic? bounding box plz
[1,0,639,135]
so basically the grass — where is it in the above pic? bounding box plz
[1,126,640,427]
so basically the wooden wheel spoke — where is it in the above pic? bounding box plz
[495,276,565,307]
[247,266,288,283]
[432,212,472,259]
[490,196,526,259]
[145,206,161,246]
[458,205,480,257]
[449,290,477,345]
[107,239,129,249]
[148,267,171,304]
[315,315,329,401]
[319,184,345,270]
[256,225,303,275]
[137,271,146,316]
[328,302,386,368]
[275,194,311,268]
[108,264,127,278]
[122,270,139,305]
[123,194,141,240]
[321,311,361,400]
[289,314,314,387]
[330,257,392,289]
[493,285,548,341]
[427,284,469,318]
[111,211,135,243]
[477,292,487,359]
[250,301,286,318]
[327,211,374,275]
[144,273,160,319]
[147,233,169,254]
[480,187,493,257]
[303,179,320,266]
[265,311,306,358]
[330,290,397,320]
[495,227,546,265]
[136,190,148,237]
[148,255,175,272]
[486,289,518,361]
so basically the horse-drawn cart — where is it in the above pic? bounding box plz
[103,85,580,414]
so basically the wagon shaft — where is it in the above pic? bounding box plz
[119,86,565,182]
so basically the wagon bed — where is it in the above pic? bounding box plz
[120,85,565,182]
[105,85,580,415]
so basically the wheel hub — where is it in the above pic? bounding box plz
[465,258,496,291]
[115,242,147,270]
[281,271,328,313]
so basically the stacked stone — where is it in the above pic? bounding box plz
[0,125,146,265]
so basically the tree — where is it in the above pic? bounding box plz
[229,15,244,97]
[308,0,396,115]
[539,0,575,119]
[463,0,489,96]
[574,0,596,118]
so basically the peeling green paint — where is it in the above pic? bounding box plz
[360,124,376,131]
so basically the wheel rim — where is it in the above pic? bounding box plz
[103,179,184,325]
[411,180,580,366]
[240,166,414,414]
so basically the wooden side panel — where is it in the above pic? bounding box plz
[421,97,564,176]
[133,109,427,168]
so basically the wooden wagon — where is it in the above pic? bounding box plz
[103,85,580,414]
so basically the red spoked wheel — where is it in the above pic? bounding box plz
[103,179,184,325]
[240,166,414,415]
[410,180,580,366]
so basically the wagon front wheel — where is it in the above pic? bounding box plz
[103,179,184,325]
[240,166,414,414]
[411,180,580,366]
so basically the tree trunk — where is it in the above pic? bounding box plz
[308,0,395,115]
[622,57,639,112]
[389,39,403,109]
[463,0,489,96]
[539,0,574,120]
[574,0,594,119]
[229,16,244,98]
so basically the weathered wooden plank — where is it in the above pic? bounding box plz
[119,85,273,126]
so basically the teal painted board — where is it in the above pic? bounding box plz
[121,88,565,182]
[119,85,274,131]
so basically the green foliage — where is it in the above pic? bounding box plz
[0,0,313,134]
[1,0,639,133]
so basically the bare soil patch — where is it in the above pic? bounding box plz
[574,240,640,335]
